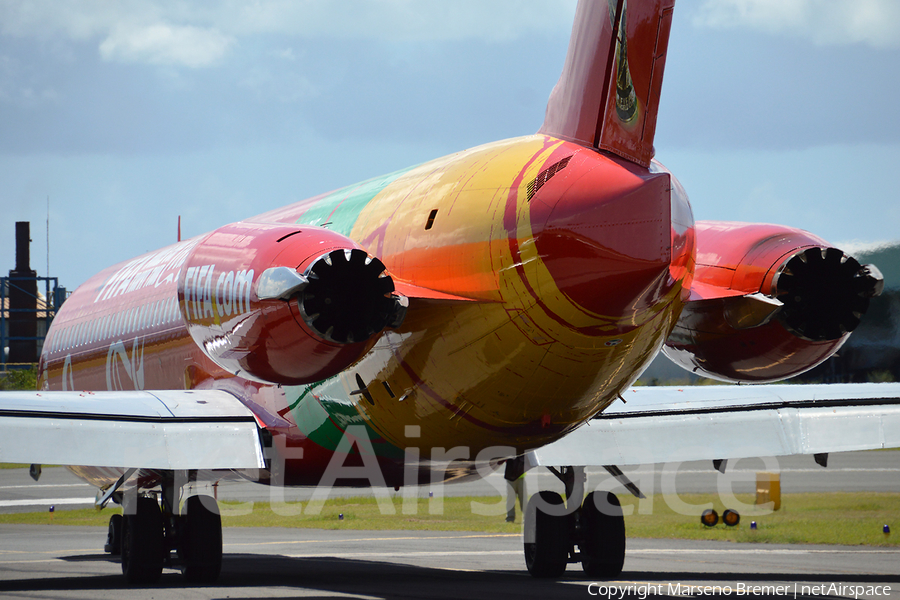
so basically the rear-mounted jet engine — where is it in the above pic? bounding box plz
[663,222,883,383]
[178,222,407,385]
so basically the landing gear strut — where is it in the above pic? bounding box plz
[524,466,626,578]
[103,471,223,584]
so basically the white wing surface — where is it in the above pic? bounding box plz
[531,383,900,467]
[0,390,265,470]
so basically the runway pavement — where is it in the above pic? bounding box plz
[2,450,898,513]
[1,451,898,599]
[0,526,897,599]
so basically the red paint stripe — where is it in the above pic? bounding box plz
[503,140,614,337]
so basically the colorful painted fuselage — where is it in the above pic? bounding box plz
[38,134,694,487]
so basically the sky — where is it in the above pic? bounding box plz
[1,0,899,291]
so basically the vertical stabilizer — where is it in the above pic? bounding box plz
[539,0,675,167]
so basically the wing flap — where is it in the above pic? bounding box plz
[0,390,265,470]
[531,383,900,467]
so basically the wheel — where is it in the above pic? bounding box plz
[580,491,626,578]
[104,513,123,555]
[723,508,740,527]
[524,491,569,578]
[181,495,223,583]
[121,496,165,584]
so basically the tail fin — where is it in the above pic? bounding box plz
[539,0,675,167]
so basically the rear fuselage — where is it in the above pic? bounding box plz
[39,134,694,486]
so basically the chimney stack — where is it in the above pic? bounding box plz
[15,221,30,273]
[8,222,38,363]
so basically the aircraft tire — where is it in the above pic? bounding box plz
[181,494,223,583]
[524,491,569,578]
[580,491,625,578]
[104,513,122,555]
[121,496,165,584]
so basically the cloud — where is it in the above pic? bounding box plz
[0,1,576,50]
[0,1,155,41]
[0,54,59,107]
[0,1,232,68]
[0,1,575,69]
[694,0,900,48]
[98,23,233,68]
[213,0,576,42]
[838,239,900,256]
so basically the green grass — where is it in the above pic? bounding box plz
[1,493,897,547]
[618,493,899,547]
[0,507,120,526]
[219,495,523,533]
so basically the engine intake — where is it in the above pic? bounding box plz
[773,247,883,342]
[298,249,405,344]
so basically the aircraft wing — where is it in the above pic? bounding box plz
[0,390,265,470]
[530,383,900,467]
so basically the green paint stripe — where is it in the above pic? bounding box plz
[287,379,330,411]
[290,387,405,460]
[284,165,422,460]
[295,166,416,235]
[285,166,415,460]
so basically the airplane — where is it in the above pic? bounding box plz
[2,0,899,585]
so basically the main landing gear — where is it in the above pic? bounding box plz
[103,472,223,584]
[524,466,627,579]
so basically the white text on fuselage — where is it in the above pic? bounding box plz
[183,264,254,322]
[96,240,197,303]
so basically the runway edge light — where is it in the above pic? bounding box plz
[701,509,719,527]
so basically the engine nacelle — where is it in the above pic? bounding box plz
[663,221,883,383]
[179,222,407,385]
